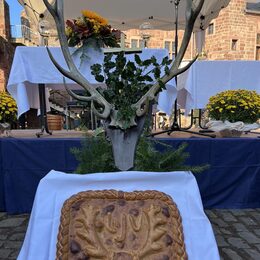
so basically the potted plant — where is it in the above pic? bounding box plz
[0,91,17,135]
[206,89,260,137]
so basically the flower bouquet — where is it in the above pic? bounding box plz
[65,10,121,48]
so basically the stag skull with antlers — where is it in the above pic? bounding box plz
[43,0,205,171]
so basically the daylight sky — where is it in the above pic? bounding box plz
[6,0,23,25]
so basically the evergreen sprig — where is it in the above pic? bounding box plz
[71,135,209,174]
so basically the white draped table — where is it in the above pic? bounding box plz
[176,60,260,113]
[18,170,219,260]
[7,46,177,118]
[158,60,260,115]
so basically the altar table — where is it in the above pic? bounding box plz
[18,170,219,260]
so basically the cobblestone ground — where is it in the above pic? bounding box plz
[0,209,260,260]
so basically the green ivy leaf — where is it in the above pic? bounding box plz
[162,56,169,66]
[142,59,152,66]
[144,75,153,82]
[153,67,161,79]
[164,66,170,76]
[90,64,102,75]
[134,54,142,65]
[104,53,113,63]
[150,56,157,65]
[95,75,105,82]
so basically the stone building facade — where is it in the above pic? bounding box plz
[124,0,260,61]
[0,0,15,91]
[204,0,260,60]
[124,29,194,61]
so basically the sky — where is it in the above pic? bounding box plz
[6,0,23,25]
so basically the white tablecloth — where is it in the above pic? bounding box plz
[177,60,260,112]
[7,47,177,117]
[18,170,219,260]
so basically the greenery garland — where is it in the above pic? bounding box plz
[71,134,209,174]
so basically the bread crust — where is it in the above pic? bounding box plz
[56,190,187,260]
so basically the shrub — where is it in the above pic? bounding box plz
[206,89,260,124]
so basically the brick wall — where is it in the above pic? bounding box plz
[124,0,260,61]
[124,29,194,60]
[205,0,260,60]
[0,0,15,91]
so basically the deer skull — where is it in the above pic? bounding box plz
[43,0,205,170]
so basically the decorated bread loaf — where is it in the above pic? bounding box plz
[56,190,187,260]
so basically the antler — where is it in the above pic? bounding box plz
[132,0,205,116]
[42,0,112,119]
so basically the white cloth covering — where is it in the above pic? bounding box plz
[7,47,176,117]
[206,120,260,132]
[158,60,260,115]
[18,170,219,260]
[176,60,260,112]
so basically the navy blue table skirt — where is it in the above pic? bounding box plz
[0,137,259,213]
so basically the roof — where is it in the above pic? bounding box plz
[18,0,231,31]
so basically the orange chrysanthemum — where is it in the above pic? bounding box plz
[81,10,108,26]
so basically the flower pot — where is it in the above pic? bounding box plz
[47,114,63,131]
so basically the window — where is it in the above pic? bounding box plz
[231,39,238,51]
[257,33,260,45]
[164,41,171,52]
[130,38,145,48]
[131,39,138,48]
[139,39,145,48]
[164,40,175,59]
[208,23,214,35]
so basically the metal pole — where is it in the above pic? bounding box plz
[171,0,180,130]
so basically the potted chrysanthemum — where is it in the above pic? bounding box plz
[206,89,260,137]
[0,91,17,135]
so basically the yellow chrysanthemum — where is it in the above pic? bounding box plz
[0,91,17,123]
[75,18,85,27]
[65,27,73,37]
[207,89,260,123]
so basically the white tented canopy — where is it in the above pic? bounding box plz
[18,0,230,32]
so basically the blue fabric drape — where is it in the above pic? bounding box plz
[0,138,259,213]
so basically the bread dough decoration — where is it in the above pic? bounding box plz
[56,190,187,260]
